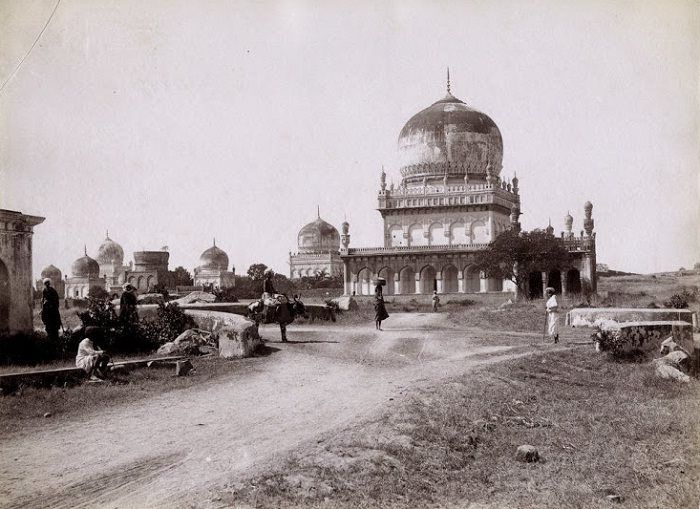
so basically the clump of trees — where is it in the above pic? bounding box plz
[476,229,572,298]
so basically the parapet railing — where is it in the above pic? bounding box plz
[342,243,490,256]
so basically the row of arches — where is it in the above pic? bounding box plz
[127,275,154,292]
[527,269,583,299]
[353,264,502,296]
[388,221,491,247]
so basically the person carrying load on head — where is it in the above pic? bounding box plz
[545,287,560,344]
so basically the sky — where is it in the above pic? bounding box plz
[1,0,698,278]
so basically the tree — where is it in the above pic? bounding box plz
[247,263,268,281]
[476,229,572,298]
[169,266,193,286]
[88,286,110,300]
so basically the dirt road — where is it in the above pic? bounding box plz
[0,313,554,509]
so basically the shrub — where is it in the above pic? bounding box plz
[140,302,196,347]
[214,286,239,303]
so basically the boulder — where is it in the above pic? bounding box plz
[660,336,687,355]
[498,299,514,310]
[515,445,540,463]
[184,310,261,359]
[137,293,165,305]
[653,350,691,382]
[171,291,216,305]
[330,296,358,312]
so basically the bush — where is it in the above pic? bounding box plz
[214,286,239,303]
[140,302,196,347]
[663,289,696,309]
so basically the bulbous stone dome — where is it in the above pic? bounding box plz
[71,254,100,278]
[96,234,124,265]
[41,264,62,279]
[398,92,503,182]
[198,243,229,271]
[298,217,340,253]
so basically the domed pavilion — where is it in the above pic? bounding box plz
[339,72,597,298]
[65,247,105,299]
[95,231,126,291]
[289,209,343,279]
[36,264,65,296]
[193,240,235,289]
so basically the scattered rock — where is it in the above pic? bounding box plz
[653,350,691,382]
[43,412,52,418]
[606,494,624,503]
[498,299,514,309]
[157,329,210,356]
[515,445,540,463]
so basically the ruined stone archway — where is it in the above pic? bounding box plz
[377,267,394,296]
[528,272,543,299]
[566,268,582,295]
[0,258,9,333]
[356,268,372,296]
[464,265,480,293]
[419,265,437,294]
[547,270,562,295]
[398,266,415,295]
[442,264,459,293]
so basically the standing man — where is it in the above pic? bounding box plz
[431,290,440,312]
[119,283,139,324]
[545,287,559,344]
[41,278,62,341]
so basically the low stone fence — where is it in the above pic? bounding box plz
[594,320,694,357]
[567,308,697,329]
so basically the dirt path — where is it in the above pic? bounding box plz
[0,313,559,509]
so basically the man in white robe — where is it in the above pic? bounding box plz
[545,287,560,343]
[76,332,110,381]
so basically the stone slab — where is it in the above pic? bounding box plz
[183,310,261,359]
[567,308,697,328]
[595,320,693,357]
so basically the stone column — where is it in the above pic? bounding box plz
[541,271,548,297]
[561,273,568,297]
[436,271,443,293]
[479,271,488,293]
[394,273,400,295]
[458,271,465,293]
[415,273,421,294]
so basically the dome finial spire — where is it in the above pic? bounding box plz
[106,229,109,239]
[213,237,216,247]
[317,205,320,218]
[446,67,451,94]
[84,244,87,256]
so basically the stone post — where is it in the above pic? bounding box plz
[394,273,400,295]
[415,273,421,294]
[479,271,488,293]
[458,271,465,293]
[436,272,443,293]
[541,272,547,297]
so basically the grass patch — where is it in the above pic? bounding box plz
[218,349,700,508]
[0,353,271,434]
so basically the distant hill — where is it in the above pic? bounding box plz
[597,268,639,277]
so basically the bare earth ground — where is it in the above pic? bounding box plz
[0,313,559,509]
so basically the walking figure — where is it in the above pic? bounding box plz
[545,287,560,343]
[374,278,389,330]
[431,290,440,312]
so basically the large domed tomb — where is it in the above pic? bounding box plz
[398,92,503,187]
[193,240,235,289]
[289,212,344,279]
